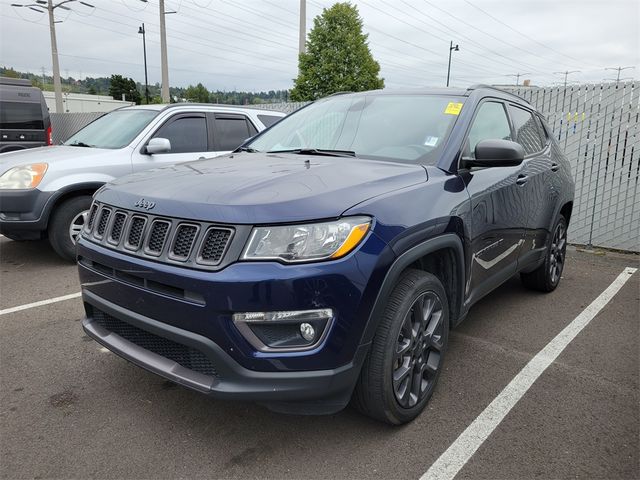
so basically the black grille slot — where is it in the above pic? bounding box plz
[147,220,170,255]
[95,208,112,237]
[171,224,198,260]
[198,228,231,265]
[86,204,99,232]
[109,212,127,244]
[92,309,217,378]
[126,216,146,249]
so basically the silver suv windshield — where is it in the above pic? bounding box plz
[248,94,464,164]
[64,109,158,149]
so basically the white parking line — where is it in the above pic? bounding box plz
[0,292,82,316]
[421,266,638,480]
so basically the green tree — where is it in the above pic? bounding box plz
[108,74,141,104]
[185,83,210,103]
[291,2,383,101]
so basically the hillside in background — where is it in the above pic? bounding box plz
[0,66,290,105]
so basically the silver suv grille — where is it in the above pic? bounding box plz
[82,201,234,269]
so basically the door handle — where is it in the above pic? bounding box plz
[516,174,528,186]
[551,162,559,172]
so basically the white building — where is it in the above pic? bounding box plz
[43,92,134,113]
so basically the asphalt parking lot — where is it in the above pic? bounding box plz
[1,236,638,480]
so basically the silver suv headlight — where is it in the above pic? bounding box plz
[241,216,371,263]
[0,163,48,189]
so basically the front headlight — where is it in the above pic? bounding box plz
[0,163,48,189]
[242,216,371,263]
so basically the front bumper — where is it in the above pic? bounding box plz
[0,188,55,238]
[83,290,368,414]
[77,232,395,412]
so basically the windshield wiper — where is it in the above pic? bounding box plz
[235,146,259,153]
[68,141,94,148]
[267,148,356,157]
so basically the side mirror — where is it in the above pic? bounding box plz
[146,137,171,155]
[464,139,524,168]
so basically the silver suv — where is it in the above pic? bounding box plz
[0,104,284,260]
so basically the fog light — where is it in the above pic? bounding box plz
[232,309,333,352]
[300,322,315,341]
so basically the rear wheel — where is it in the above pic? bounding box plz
[521,214,568,292]
[352,269,449,425]
[48,195,92,261]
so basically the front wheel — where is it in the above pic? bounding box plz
[48,195,92,261]
[352,269,449,425]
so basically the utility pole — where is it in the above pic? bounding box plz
[159,0,170,103]
[446,41,459,87]
[605,66,635,84]
[554,70,580,87]
[506,72,530,86]
[138,23,150,104]
[11,0,94,113]
[47,0,63,113]
[299,0,306,55]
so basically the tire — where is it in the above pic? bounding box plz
[48,195,92,261]
[352,269,449,425]
[521,214,568,292]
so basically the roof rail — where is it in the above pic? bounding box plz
[467,84,531,104]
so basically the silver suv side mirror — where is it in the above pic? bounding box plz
[146,137,171,154]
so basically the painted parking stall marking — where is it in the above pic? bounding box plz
[421,267,638,480]
[0,292,82,316]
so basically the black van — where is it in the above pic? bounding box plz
[0,77,51,153]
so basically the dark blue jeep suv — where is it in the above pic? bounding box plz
[78,86,574,424]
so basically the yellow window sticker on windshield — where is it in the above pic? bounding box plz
[444,102,463,115]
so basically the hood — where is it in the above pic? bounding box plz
[98,153,427,224]
[0,146,122,172]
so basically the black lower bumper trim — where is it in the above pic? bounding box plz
[82,289,367,413]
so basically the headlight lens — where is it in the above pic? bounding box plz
[242,216,371,263]
[0,163,48,189]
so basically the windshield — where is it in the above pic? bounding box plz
[248,94,464,164]
[64,109,158,149]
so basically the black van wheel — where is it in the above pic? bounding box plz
[48,195,92,261]
[352,269,449,425]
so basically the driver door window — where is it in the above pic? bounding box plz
[152,115,208,154]
[466,101,512,157]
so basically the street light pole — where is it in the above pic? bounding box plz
[138,23,150,104]
[446,41,459,87]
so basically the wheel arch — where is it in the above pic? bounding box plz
[43,182,104,230]
[360,233,466,347]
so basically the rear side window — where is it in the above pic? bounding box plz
[508,105,543,155]
[0,101,44,130]
[215,115,256,151]
[153,116,208,153]
[257,114,282,128]
[466,101,512,156]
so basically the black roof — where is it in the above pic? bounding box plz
[322,85,531,106]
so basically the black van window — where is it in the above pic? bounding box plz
[0,102,44,129]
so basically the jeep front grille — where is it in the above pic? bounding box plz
[82,201,234,270]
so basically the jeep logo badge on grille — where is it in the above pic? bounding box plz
[134,198,156,210]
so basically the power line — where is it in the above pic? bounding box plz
[461,0,596,69]
[605,66,636,83]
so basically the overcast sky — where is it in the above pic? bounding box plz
[0,0,638,91]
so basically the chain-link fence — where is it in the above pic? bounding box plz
[50,112,104,145]
[502,82,639,252]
